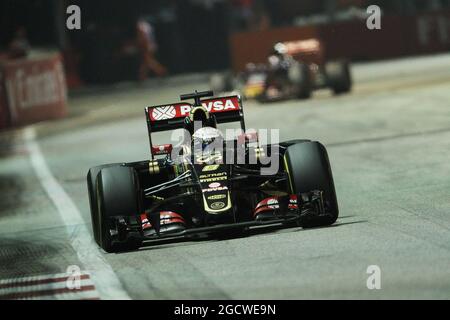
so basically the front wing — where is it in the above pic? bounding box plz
[109,190,333,245]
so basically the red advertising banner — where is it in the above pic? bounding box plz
[1,53,67,127]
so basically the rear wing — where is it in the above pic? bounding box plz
[280,39,325,65]
[145,95,245,158]
[281,39,323,55]
[145,95,244,132]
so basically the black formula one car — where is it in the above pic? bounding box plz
[211,39,352,102]
[87,90,338,252]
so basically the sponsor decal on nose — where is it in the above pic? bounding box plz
[208,182,221,188]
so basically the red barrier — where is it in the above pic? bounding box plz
[0,53,67,127]
[410,11,450,54]
[0,71,9,130]
[229,10,450,72]
[318,16,412,61]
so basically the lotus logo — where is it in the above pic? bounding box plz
[210,201,225,210]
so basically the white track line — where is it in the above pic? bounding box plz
[23,127,130,300]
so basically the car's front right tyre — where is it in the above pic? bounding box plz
[325,60,352,94]
[89,165,142,253]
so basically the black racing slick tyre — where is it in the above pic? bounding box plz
[284,142,338,227]
[95,166,142,253]
[87,163,120,246]
[325,60,352,94]
[288,62,312,99]
[280,139,311,148]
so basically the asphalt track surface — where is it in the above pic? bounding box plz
[1,53,450,299]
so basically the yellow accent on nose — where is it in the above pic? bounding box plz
[245,85,264,98]
[283,154,294,194]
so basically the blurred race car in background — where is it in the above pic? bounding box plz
[211,38,352,102]
[87,90,338,252]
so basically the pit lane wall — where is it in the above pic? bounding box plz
[0,52,67,130]
[230,10,450,71]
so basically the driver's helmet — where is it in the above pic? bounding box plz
[192,127,223,153]
[273,42,287,55]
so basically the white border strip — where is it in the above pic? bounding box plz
[0,278,94,294]
[23,127,130,300]
[0,271,91,285]
[19,290,100,300]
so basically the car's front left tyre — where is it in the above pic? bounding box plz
[284,141,339,227]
